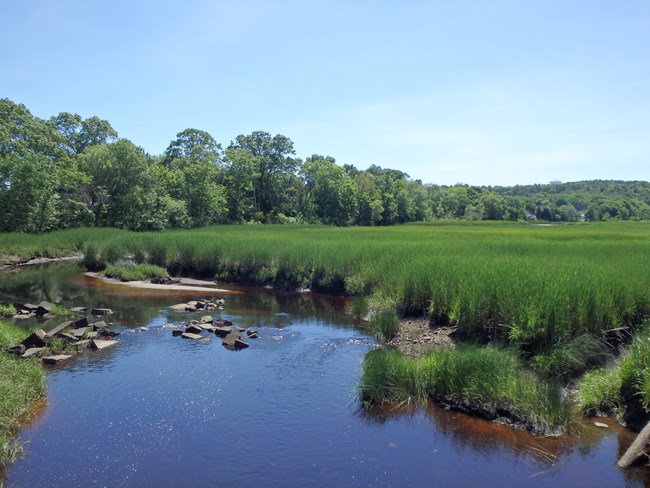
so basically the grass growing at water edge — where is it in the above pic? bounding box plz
[0,320,46,471]
[360,346,572,435]
[102,261,170,281]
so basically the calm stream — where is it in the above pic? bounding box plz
[1,263,649,487]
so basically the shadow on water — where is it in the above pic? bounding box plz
[2,263,650,487]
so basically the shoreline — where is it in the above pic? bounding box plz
[83,272,234,293]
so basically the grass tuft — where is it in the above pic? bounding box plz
[360,345,571,435]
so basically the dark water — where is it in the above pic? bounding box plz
[1,263,649,487]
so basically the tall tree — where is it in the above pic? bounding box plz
[229,131,299,218]
[301,155,357,226]
[48,112,117,155]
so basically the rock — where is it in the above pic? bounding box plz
[169,303,189,311]
[42,355,72,365]
[172,329,183,337]
[140,326,148,332]
[85,331,98,339]
[70,306,87,313]
[72,317,89,329]
[162,324,177,329]
[215,298,225,305]
[46,321,73,338]
[214,326,233,338]
[198,337,212,343]
[234,339,250,349]
[21,330,46,348]
[185,324,203,335]
[236,326,245,332]
[21,347,45,358]
[90,339,118,350]
[594,422,609,429]
[214,318,233,327]
[21,303,39,312]
[200,315,213,324]
[13,313,35,320]
[75,339,91,348]
[56,332,79,342]
[95,324,119,338]
[200,324,216,332]
[186,305,197,312]
[181,332,202,340]
[6,344,26,356]
[71,327,89,338]
[196,301,206,309]
[36,301,54,315]
[246,329,259,339]
[92,308,114,316]
[90,320,108,330]
[222,330,242,347]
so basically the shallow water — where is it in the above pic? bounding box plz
[1,264,649,487]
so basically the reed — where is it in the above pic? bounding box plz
[360,346,571,434]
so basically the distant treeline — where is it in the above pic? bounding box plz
[2,98,649,232]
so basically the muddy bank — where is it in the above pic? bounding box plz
[388,318,457,357]
[83,272,233,293]
[0,255,82,270]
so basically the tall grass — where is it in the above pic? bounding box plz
[2,221,650,364]
[0,320,46,470]
[360,346,571,435]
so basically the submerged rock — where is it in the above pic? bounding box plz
[181,332,202,340]
[42,354,72,365]
[246,329,259,339]
[172,329,183,337]
[185,324,203,335]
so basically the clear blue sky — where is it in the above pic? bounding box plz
[2,0,649,186]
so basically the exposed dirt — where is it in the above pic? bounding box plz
[388,318,458,357]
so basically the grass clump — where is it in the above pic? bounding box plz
[360,345,571,435]
[575,368,621,416]
[0,320,46,470]
[530,333,608,380]
[0,304,15,318]
[102,261,170,282]
[575,324,650,425]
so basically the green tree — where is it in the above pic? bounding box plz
[48,112,117,155]
[228,131,299,218]
[301,155,357,225]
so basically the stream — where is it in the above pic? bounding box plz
[1,263,648,487]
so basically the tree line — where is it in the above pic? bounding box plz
[1,98,649,232]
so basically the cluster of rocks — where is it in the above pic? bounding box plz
[7,300,111,321]
[5,315,120,365]
[168,298,258,351]
[169,298,225,313]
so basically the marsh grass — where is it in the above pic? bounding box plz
[360,346,571,434]
[0,320,46,470]
[575,368,622,416]
[0,305,15,318]
[102,261,170,282]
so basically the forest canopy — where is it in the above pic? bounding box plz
[2,98,649,232]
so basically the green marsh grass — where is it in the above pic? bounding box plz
[360,346,571,434]
[4,222,650,359]
[0,320,46,470]
[102,261,170,282]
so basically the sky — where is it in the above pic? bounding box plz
[1,0,649,186]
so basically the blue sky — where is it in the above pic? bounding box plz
[2,0,649,186]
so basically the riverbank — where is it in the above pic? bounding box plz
[0,320,46,472]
